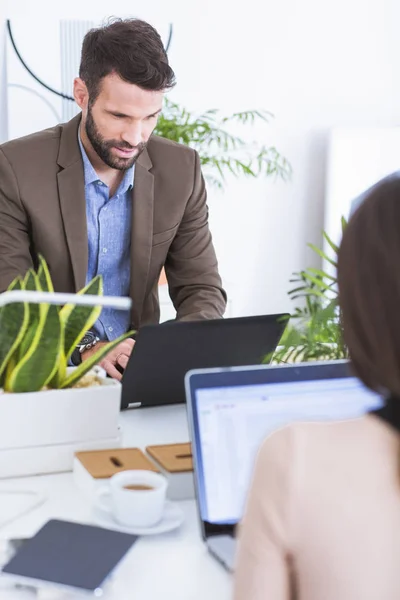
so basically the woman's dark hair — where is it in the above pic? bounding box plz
[338,176,400,396]
[79,18,176,103]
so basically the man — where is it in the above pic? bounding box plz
[0,18,226,380]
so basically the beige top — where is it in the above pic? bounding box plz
[234,415,400,600]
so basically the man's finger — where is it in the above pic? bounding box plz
[119,341,135,355]
[122,338,135,350]
[117,354,129,369]
[101,360,122,381]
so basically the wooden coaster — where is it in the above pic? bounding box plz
[74,447,159,479]
[146,443,193,473]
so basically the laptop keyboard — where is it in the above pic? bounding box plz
[207,535,236,571]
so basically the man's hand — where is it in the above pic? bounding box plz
[81,338,135,381]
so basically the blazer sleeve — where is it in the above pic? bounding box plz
[0,148,33,292]
[164,149,227,321]
[233,426,298,600]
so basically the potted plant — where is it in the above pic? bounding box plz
[156,98,292,189]
[0,256,133,478]
[270,218,349,364]
[155,99,292,288]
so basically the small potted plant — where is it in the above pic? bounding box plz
[0,256,133,478]
[269,218,349,364]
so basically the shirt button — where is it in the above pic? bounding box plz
[102,248,107,253]
[97,181,103,186]
[108,327,113,332]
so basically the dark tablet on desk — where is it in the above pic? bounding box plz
[1,519,137,594]
[121,313,289,409]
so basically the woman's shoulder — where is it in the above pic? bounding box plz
[258,413,399,473]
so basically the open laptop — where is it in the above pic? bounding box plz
[120,314,288,409]
[184,360,383,571]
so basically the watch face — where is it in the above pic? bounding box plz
[81,332,97,346]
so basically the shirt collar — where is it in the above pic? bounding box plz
[78,131,135,192]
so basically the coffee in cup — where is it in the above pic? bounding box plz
[96,470,168,528]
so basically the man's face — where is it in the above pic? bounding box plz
[77,72,164,170]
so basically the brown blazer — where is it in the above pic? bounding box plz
[0,115,226,329]
[234,416,400,600]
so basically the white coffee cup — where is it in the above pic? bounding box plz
[96,470,168,528]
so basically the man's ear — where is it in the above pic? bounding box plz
[73,77,89,110]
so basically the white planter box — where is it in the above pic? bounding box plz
[0,371,121,479]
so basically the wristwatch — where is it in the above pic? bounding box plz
[70,331,100,366]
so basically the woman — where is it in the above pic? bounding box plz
[233,177,400,599]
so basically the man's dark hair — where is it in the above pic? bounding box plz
[79,18,176,103]
[338,177,400,397]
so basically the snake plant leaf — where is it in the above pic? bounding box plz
[0,277,29,382]
[3,353,16,390]
[60,330,134,389]
[18,269,41,360]
[7,299,62,393]
[60,275,103,361]
[37,254,54,292]
[47,329,66,389]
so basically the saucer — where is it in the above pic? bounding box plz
[93,496,185,536]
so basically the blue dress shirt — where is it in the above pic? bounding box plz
[78,135,134,341]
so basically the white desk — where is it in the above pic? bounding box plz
[0,405,232,600]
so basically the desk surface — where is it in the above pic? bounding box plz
[0,404,232,600]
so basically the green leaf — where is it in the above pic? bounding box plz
[0,277,30,381]
[322,231,340,255]
[48,349,67,389]
[302,273,335,293]
[307,267,337,282]
[18,269,41,360]
[292,289,327,299]
[308,243,338,268]
[37,255,54,292]
[60,275,103,361]
[288,285,308,296]
[7,301,62,393]
[60,330,134,389]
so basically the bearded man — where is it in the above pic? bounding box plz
[0,18,226,379]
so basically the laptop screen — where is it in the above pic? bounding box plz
[187,363,383,527]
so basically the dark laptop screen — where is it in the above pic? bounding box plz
[186,362,383,533]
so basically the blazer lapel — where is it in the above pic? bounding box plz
[56,114,88,292]
[130,148,154,327]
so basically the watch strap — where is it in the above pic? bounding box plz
[71,331,100,366]
[70,348,82,366]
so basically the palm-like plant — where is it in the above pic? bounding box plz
[155,98,292,189]
[270,218,348,364]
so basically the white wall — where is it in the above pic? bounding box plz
[2,0,400,317]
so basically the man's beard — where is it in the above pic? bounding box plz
[85,107,146,170]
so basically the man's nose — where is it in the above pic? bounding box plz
[122,123,142,147]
